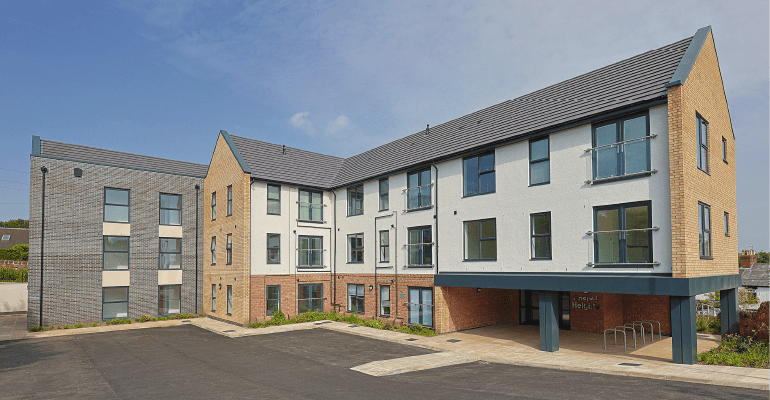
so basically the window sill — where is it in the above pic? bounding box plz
[462,259,497,262]
[405,265,434,269]
[587,262,658,268]
[346,262,364,264]
[160,224,182,227]
[267,262,281,265]
[159,268,182,270]
[297,266,326,270]
[530,257,552,261]
[103,221,130,224]
[378,209,389,212]
[462,191,496,199]
[528,181,550,187]
[700,256,713,260]
[405,205,433,212]
[347,213,364,218]
[698,167,710,176]
[267,213,281,216]
[586,170,656,185]
[297,219,324,224]
[103,269,130,271]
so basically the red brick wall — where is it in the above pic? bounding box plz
[740,302,769,340]
[569,292,671,334]
[435,287,518,333]
[0,260,27,269]
[249,274,333,322]
[622,294,671,334]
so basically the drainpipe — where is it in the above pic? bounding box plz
[432,162,439,275]
[39,166,47,328]
[332,191,337,312]
[394,210,398,321]
[195,184,200,314]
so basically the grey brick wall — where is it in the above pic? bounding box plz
[28,156,204,328]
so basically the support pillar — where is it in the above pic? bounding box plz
[719,288,739,336]
[539,291,559,352]
[670,295,697,364]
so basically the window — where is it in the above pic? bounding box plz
[267,184,280,215]
[722,137,728,163]
[724,212,729,237]
[159,285,181,316]
[211,192,216,220]
[347,284,365,313]
[227,185,233,216]
[380,285,390,316]
[697,115,709,173]
[160,193,182,226]
[347,185,363,216]
[379,179,389,211]
[104,188,130,223]
[529,137,550,185]
[266,285,280,316]
[102,287,128,320]
[592,114,650,180]
[267,234,280,264]
[1,235,9,240]
[211,284,216,312]
[298,283,323,313]
[103,236,129,270]
[530,213,552,259]
[298,236,323,267]
[210,237,216,265]
[408,287,433,327]
[407,168,431,210]
[699,202,711,258]
[159,238,181,270]
[226,285,232,315]
[299,190,323,222]
[347,233,364,263]
[379,230,390,263]
[464,219,497,260]
[226,234,232,265]
[464,152,495,196]
[594,202,652,265]
[407,226,432,267]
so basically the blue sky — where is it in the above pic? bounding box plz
[1,1,767,251]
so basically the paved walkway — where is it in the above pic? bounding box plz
[0,314,27,341]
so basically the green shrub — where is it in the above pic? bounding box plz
[0,266,27,282]
[699,334,769,368]
[0,244,28,261]
[106,318,132,325]
[696,315,721,334]
[90,322,99,327]
[135,315,152,322]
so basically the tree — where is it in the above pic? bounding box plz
[0,244,28,261]
[0,219,29,228]
[758,251,769,264]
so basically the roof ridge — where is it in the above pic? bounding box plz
[39,139,208,168]
[229,134,345,161]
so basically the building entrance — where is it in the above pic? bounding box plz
[520,290,570,330]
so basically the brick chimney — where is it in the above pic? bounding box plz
[740,249,757,269]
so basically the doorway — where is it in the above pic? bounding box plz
[520,290,570,330]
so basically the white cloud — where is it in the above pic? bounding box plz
[325,115,350,136]
[288,112,314,136]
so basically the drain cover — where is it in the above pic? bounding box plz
[223,329,236,333]
[618,363,642,367]
[182,320,191,322]
[348,325,359,328]
[446,339,461,343]
[404,338,418,341]
[314,321,331,325]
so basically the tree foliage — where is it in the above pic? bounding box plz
[0,219,29,228]
[0,244,28,261]
[758,251,769,264]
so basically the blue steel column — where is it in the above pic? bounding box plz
[720,288,739,335]
[670,296,697,364]
[539,291,559,352]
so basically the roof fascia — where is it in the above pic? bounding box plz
[220,130,251,174]
[30,154,206,178]
[666,26,711,88]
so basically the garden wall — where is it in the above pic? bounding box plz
[740,302,769,341]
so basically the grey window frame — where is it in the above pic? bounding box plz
[103,235,129,271]
[463,218,497,261]
[347,283,365,314]
[211,192,216,220]
[210,236,216,265]
[211,284,216,312]
[267,233,281,264]
[722,136,728,163]
[593,201,653,265]
[226,234,232,265]
[380,285,390,317]
[226,185,233,216]
[267,184,281,215]
[407,226,432,267]
[699,202,712,259]
[347,184,364,216]
[266,285,280,316]
[724,211,729,237]
[463,151,496,197]
[298,235,323,267]
[298,189,323,222]
[159,237,182,270]
[226,285,232,315]
[158,284,181,317]
[379,230,390,263]
[407,287,433,327]
[529,136,550,186]
[379,178,389,211]
[102,286,129,321]
[159,193,182,226]
[347,233,364,263]
[591,113,651,181]
[406,168,432,210]
[297,283,323,313]
[104,187,130,223]
[530,212,552,260]
[697,114,709,173]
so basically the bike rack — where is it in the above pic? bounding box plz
[603,326,627,353]
[641,320,662,341]
[621,323,639,348]
[632,321,654,344]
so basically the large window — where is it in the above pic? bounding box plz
[103,236,129,270]
[464,219,496,260]
[298,283,323,313]
[464,152,495,196]
[211,284,216,312]
[160,193,182,226]
[226,285,233,315]
[299,190,323,222]
[347,233,364,263]
[379,179,389,211]
[102,287,128,321]
[529,137,550,185]
[407,168,431,210]
[530,213,552,259]
[267,234,280,264]
[347,185,363,216]
[266,285,280,316]
[699,202,711,258]
[159,285,181,316]
[226,234,232,265]
[594,202,652,265]
[299,236,323,267]
[408,287,433,327]
[267,184,280,215]
[379,231,389,263]
[211,192,217,220]
[210,237,216,265]
[347,284,365,313]
[104,188,129,223]
[159,238,181,270]
[380,285,390,316]
[227,185,233,216]
[592,114,650,181]
[407,226,432,267]
[697,115,709,173]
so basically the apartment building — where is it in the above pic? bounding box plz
[29,26,738,365]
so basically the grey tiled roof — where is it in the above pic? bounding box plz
[38,139,208,178]
[742,263,769,287]
[0,228,28,249]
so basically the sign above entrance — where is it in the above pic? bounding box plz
[572,295,599,310]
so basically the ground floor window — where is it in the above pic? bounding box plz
[408,287,433,327]
[298,283,323,313]
[347,284,365,313]
[267,285,280,316]
[226,285,233,315]
[159,285,181,316]
[103,287,128,320]
[211,284,216,312]
[380,285,390,317]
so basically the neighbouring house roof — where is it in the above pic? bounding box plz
[742,263,769,288]
[0,228,29,250]
[32,137,208,178]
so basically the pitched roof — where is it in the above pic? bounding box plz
[34,137,208,178]
[0,228,28,250]
[742,263,769,287]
